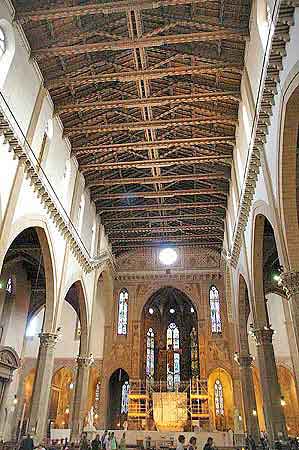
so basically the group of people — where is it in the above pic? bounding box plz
[80,432,126,450]
[177,435,214,450]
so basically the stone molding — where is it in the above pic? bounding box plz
[252,327,274,345]
[116,270,222,282]
[278,270,299,298]
[229,1,296,267]
[0,94,113,273]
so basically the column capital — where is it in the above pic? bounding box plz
[76,353,94,368]
[278,270,299,299]
[235,353,254,368]
[252,327,274,345]
[39,332,58,349]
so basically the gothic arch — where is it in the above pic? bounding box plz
[1,218,56,332]
[279,74,299,269]
[208,367,234,431]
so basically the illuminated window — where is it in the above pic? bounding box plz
[214,379,224,416]
[117,288,128,335]
[0,28,6,58]
[210,286,222,333]
[120,381,130,414]
[146,328,155,381]
[190,327,199,378]
[5,277,13,294]
[167,322,180,390]
[26,315,39,337]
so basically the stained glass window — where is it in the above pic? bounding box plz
[5,277,13,294]
[167,322,180,391]
[190,327,199,378]
[121,381,130,414]
[117,288,128,335]
[146,328,155,381]
[210,286,222,333]
[0,28,5,58]
[214,379,224,416]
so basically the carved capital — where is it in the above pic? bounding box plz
[77,354,94,368]
[278,270,299,299]
[252,327,274,345]
[39,332,58,349]
[235,354,253,368]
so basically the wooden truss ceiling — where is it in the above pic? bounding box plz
[14,0,252,255]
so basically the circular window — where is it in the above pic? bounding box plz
[0,27,6,58]
[159,247,177,266]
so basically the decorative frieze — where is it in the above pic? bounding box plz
[278,270,299,299]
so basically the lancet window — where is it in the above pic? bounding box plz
[190,327,199,378]
[120,381,130,414]
[117,288,128,335]
[209,286,222,333]
[146,327,155,381]
[214,379,224,416]
[167,322,180,390]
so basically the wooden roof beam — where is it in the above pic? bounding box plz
[98,202,226,213]
[17,0,212,23]
[33,30,247,59]
[65,116,236,136]
[47,65,243,89]
[109,234,223,242]
[107,224,223,234]
[87,172,229,188]
[93,188,227,201]
[73,137,235,156]
[56,91,241,114]
[103,213,225,224]
[80,154,232,172]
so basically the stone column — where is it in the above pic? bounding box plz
[28,333,58,441]
[279,270,299,392]
[70,354,93,442]
[236,354,260,441]
[252,327,287,442]
[0,376,12,440]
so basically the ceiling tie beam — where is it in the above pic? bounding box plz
[93,188,227,201]
[98,202,226,213]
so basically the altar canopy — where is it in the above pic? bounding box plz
[152,392,188,431]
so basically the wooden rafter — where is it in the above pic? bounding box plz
[17,0,213,22]
[73,137,235,156]
[33,30,247,59]
[47,64,243,89]
[107,224,223,234]
[109,234,223,242]
[98,202,225,213]
[80,154,232,172]
[93,188,227,201]
[87,172,228,188]
[64,116,236,136]
[56,91,241,114]
[103,214,225,224]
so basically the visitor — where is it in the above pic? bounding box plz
[203,437,214,450]
[119,433,126,450]
[110,432,117,450]
[36,443,46,450]
[19,434,34,450]
[80,432,90,450]
[101,431,108,450]
[177,435,185,450]
[92,435,101,450]
[249,436,257,450]
[188,437,197,450]
[106,433,111,450]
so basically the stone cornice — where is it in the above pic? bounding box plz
[229,0,296,268]
[0,94,114,273]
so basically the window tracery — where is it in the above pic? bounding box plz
[167,322,180,390]
[210,286,222,333]
[214,379,224,416]
[117,289,128,335]
[5,276,13,294]
[120,380,130,414]
[146,327,155,381]
[0,28,6,58]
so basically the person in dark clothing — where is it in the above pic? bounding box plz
[80,433,90,450]
[101,431,108,450]
[91,435,101,450]
[19,434,34,450]
[203,437,214,450]
[188,437,197,450]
